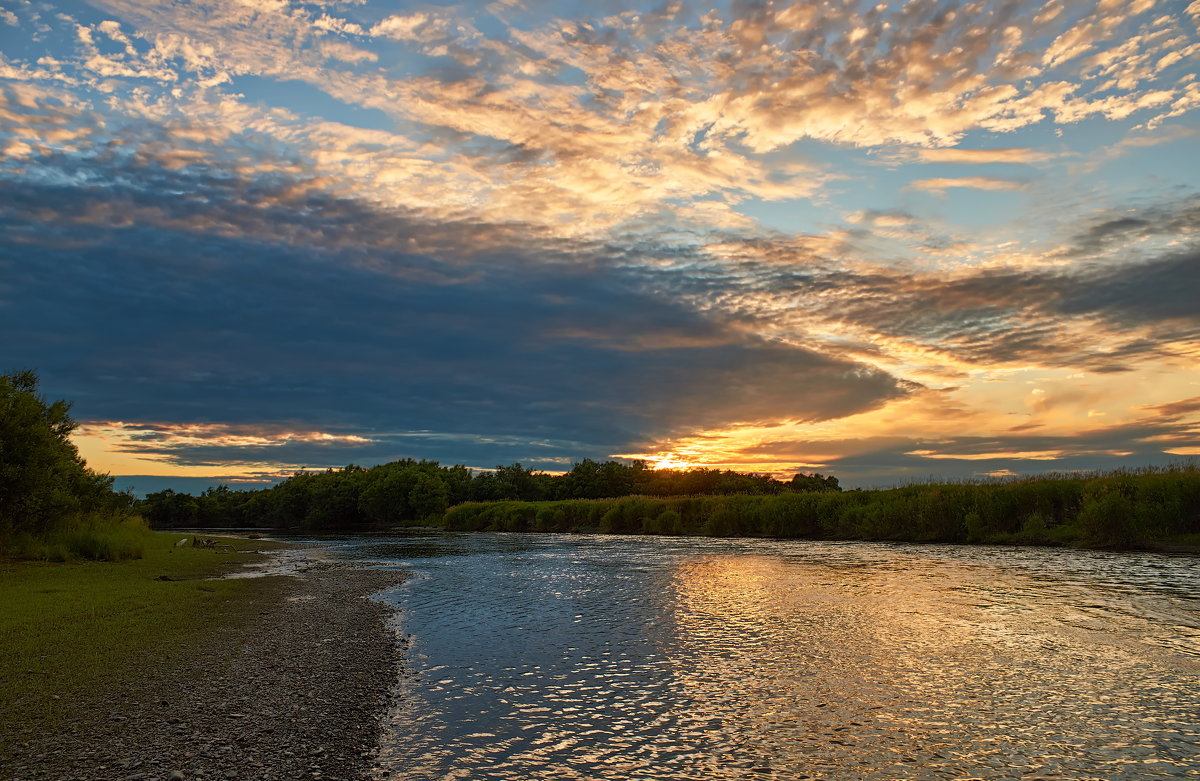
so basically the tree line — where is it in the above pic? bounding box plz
[140,459,841,530]
[443,466,1200,549]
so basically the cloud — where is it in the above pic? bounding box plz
[635,383,1200,487]
[1138,396,1200,419]
[369,13,450,42]
[4,0,1200,488]
[906,176,1029,194]
[1063,198,1200,257]
[0,158,910,470]
[896,147,1060,164]
[12,0,1192,239]
[639,196,1200,379]
[11,153,1170,482]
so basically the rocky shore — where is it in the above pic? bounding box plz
[2,558,406,781]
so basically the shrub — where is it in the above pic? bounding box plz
[1078,492,1142,548]
[645,509,681,535]
[14,515,152,561]
[701,505,738,537]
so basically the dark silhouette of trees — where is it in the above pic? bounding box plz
[0,371,129,541]
[139,455,842,531]
[0,371,138,559]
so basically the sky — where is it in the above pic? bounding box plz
[2,0,1199,495]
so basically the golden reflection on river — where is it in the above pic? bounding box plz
[350,535,1200,780]
[665,549,1200,778]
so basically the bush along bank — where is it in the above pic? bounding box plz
[442,466,1200,549]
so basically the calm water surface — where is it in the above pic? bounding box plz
[321,534,1200,779]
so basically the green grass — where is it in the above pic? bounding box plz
[5,514,158,562]
[0,532,289,748]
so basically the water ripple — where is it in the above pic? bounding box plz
[327,534,1200,779]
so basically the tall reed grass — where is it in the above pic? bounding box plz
[443,464,1200,548]
[4,514,154,561]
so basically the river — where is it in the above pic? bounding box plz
[314,533,1200,779]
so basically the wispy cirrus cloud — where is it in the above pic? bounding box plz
[904,147,1060,164]
[906,176,1029,194]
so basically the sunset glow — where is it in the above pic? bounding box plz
[1,0,1198,493]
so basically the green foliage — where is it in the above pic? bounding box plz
[964,511,986,543]
[11,516,154,562]
[433,464,1200,550]
[597,506,622,534]
[141,489,201,528]
[1078,490,1141,548]
[0,371,138,558]
[701,504,737,537]
[408,472,450,521]
[129,431,1198,550]
[140,453,847,531]
[650,509,682,535]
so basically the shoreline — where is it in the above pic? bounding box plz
[2,551,406,781]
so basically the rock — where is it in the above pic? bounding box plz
[168,772,185,781]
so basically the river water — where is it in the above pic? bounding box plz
[319,533,1200,779]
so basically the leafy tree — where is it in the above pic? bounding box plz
[408,472,449,520]
[302,467,368,529]
[142,489,201,528]
[359,466,419,524]
[788,472,841,493]
[441,464,474,505]
[0,370,115,538]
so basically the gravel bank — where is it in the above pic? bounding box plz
[2,558,405,781]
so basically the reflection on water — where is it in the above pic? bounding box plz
[325,534,1200,779]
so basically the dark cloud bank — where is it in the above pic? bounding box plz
[4,159,1198,490]
[0,159,906,478]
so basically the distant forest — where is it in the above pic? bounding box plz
[138,458,1200,550]
[139,460,840,530]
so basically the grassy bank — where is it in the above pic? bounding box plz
[0,532,289,749]
[3,514,158,562]
[443,466,1200,550]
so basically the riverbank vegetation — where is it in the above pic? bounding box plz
[0,371,151,561]
[443,465,1200,549]
[139,446,1200,549]
[141,458,839,530]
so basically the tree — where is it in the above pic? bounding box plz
[408,472,449,520]
[441,464,474,505]
[359,466,419,524]
[789,472,841,493]
[142,489,200,528]
[0,370,112,537]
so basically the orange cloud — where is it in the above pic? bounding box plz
[913,147,1059,164]
[906,177,1028,194]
